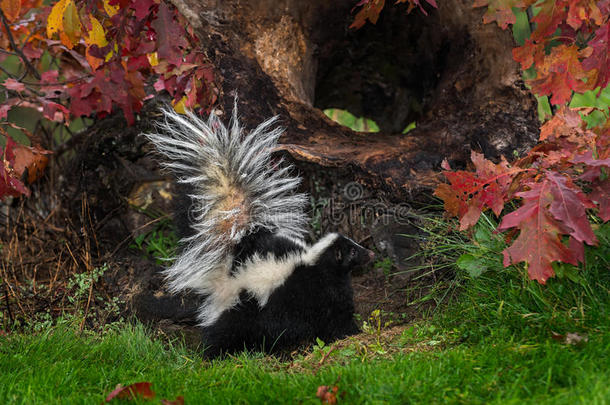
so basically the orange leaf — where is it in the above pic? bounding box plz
[0,0,20,22]
[11,143,51,184]
[105,382,156,402]
[529,45,596,105]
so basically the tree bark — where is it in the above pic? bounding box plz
[170,0,539,197]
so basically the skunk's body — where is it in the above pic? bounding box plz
[144,106,372,356]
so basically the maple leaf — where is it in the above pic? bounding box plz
[151,2,187,65]
[529,45,595,105]
[497,179,583,284]
[434,151,522,230]
[131,0,155,21]
[582,22,610,89]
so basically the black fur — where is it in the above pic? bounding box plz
[231,228,305,273]
[201,234,373,357]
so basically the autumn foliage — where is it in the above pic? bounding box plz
[435,1,610,283]
[0,0,215,199]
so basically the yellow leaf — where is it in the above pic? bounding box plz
[47,0,68,38]
[0,0,21,22]
[103,0,119,17]
[147,52,159,67]
[62,0,81,46]
[173,97,187,114]
[86,15,108,47]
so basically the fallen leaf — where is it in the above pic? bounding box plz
[105,382,155,402]
[316,385,339,404]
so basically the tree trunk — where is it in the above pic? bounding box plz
[171,0,539,197]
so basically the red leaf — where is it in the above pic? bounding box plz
[512,39,544,70]
[566,0,603,30]
[0,137,30,199]
[105,382,155,402]
[582,22,610,89]
[434,151,521,230]
[3,78,26,92]
[529,45,595,105]
[546,171,597,245]
[151,2,187,65]
[589,179,610,221]
[531,0,568,41]
[498,179,583,284]
[316,385,338,404]
[131,0,155,21]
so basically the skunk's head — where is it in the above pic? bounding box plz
[313,233,375,272]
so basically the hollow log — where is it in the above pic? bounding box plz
[171,0,539,198]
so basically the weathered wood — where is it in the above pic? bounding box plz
[170,0,539,197]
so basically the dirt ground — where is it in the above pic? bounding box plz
[0,115,450,349]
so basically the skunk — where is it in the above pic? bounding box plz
[144,105,374,356]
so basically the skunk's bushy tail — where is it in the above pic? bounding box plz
[144,106,308,296]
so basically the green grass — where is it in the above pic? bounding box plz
[1,218,609,404]
[1,320,610,404]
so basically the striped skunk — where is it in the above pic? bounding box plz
[144,105,374,357]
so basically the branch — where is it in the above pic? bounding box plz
[0,9,41,80]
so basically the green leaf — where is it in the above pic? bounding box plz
[456,254,486,277]
[512,8,531,46]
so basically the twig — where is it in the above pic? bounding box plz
[0,9,40,80]
[2,279,14,327]
[79,196,94,333]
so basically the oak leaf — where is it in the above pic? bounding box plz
[582,22,610,89]
[434,151,521,230]
[529,45,595,105]
[497,179,583,284]
[105,382,155,402]
[473,0,535,29]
